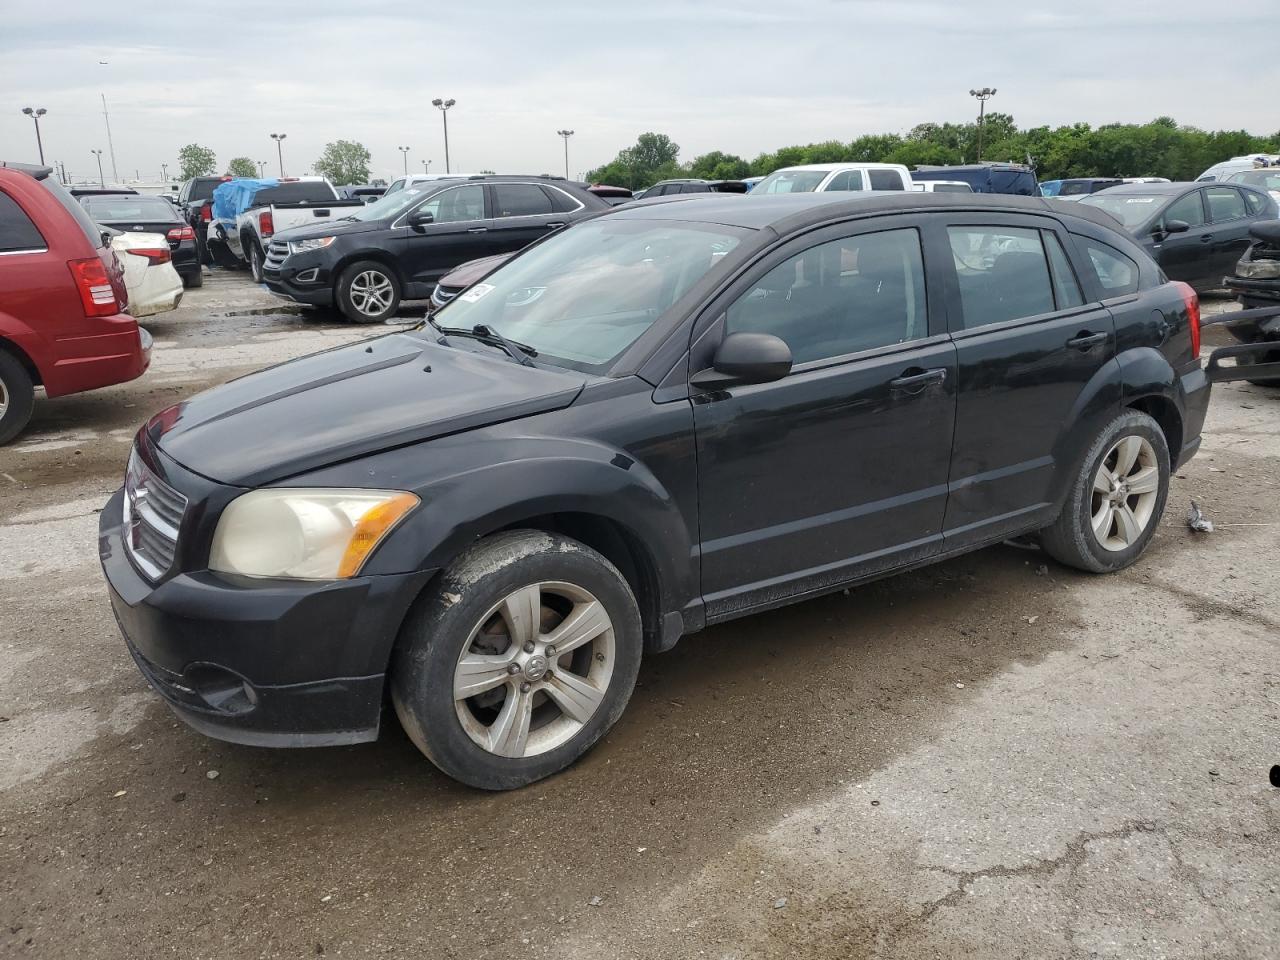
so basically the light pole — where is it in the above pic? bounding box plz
[97,63,120,183]
[91,149,105,187]
[399,146,410,175]
[969,87,997,162]
[556,129,574,179]
[270,133,287,177]
[422,160,431,174]
[21,108,47,164]
[431,98,456,174]
[161,162,169,182]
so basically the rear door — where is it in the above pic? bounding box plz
[485,182,562,256]
[394,183,490,287]
[939,214,1119,547]
[1204,185,1254,279]
[692,217,957,615]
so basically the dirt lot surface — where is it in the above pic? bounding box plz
[0,276,1276,959]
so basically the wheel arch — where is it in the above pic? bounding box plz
[1115,345,1185,463]
[0,334,43,387]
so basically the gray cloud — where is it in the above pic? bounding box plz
[2,1,1273,184]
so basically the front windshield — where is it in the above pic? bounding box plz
[1079,193,1167,227]
[433,218,747,371]
[1228,170,1280,191]
[753,170,827,194]
[348,185,437,221]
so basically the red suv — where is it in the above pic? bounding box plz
[0,162,151,443]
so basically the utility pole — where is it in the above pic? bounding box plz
[91,149,105,187]
[969,87,997,162]
[161,162,168,182]
[399,146,410,174]
[431,99,456,174]
[557,129,575,179]
[101,94,119,182]
[21,107,47,164]
[270,133,287,176]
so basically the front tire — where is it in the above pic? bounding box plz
[248,241,265,283]
[0,351,36,445]
[336,260,401,323]
[1040,411,1170,573]
[391,530,643,790]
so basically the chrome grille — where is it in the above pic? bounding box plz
[123,449,187,581]
[265,239,290,269]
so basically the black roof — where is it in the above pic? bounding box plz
[1083,181,1198,196]
[608,191,1130,234]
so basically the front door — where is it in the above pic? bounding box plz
[692,219,957,618]
[395,183,491,289]
[940,217,1119,546]
[1151,189,1210,286]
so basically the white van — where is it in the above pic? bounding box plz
[752,163,913,194]
[1195,155,1280,182]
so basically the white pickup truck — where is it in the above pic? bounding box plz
[207,177,364,281]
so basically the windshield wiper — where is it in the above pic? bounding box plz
[434,323,537,366]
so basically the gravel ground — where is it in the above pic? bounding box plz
[0,276,1276,959]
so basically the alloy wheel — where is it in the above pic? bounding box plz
[0,376,8,418]
[349,270,394,317]
[453,581,615,759]
[1091,435,1160,551]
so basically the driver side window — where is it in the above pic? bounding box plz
[725,229,927,365]
[416,185,485,224]
[1163,191,1205,228]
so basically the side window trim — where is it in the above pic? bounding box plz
[393,184,486,228]
[1041,228,1086,312]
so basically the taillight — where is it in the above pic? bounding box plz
[129,247,172,265]
[259,210,274,238]
[200,202,212,223]
[1174,280,1201,358]
[68,257,120,317]
[167,225,195,241]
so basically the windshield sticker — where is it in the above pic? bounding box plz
[1125,198,1158,203]
[459,283,496,303]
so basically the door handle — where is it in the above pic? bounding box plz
[1064,332,1105,350]
[889,367,947,394]
[1199,234,1213,243]
[1066,331,1107,350]
[467,227,488,234]
[545,222,566,230]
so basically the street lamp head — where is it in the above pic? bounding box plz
[22,107,32,116]
[431,98,442,107]
[36,108,46,117]
[445,99,456,108]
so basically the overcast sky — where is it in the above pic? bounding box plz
[2,1,1274,185]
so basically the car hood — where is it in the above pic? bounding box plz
[146,331,587,486]
[440,253,514,288]
[275,217,384,243]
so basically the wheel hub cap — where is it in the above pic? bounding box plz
[522,654,548,682]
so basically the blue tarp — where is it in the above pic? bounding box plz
[211,178,280,222]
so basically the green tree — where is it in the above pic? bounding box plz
[177,143,216,180]
[227,157,257,178]
[312,140,372,185]
[586,132,683,189]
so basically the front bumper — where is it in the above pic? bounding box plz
[99,487,432,747]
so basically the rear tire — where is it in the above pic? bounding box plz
[391,530,643,790]
[248,242,265,284]
[183,269,204,289]
[1040,411,1170,573]
[0,351,36,446]
[335,260,401,324]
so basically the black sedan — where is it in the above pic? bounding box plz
[1079,182,1277,291]
[79,194,202,287]
[262,175,609,323]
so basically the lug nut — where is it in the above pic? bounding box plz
[520,681,531,693]
[523,641,535,654]
[507,663,520,675]
[546,645,556,658]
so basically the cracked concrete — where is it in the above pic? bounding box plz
[0,283,1277,958]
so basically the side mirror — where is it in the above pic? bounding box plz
[410,210,435,226]
[1161,218,1190,235]
[690,332,793,389]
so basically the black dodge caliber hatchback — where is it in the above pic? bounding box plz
[101,193,1210,789]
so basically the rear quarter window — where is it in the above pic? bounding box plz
[0,190,46,252]
[1080,239,1140,297]
[868,170,905,191]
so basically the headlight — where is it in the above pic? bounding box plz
[209,489,418,580]
[288,236,335,254]
[1237,258,1280,280]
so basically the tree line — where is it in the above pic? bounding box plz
[585,117,1280,190]
[176,141,372,184]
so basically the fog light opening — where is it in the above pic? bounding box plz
[184,663,258,715]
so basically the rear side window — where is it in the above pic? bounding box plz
[1043,233,1084,308]
[726,228,928,364]
[1163,191,1205,227]
[0,191,46,252]
[1082,240,1140,297]
[1205,187,1246,222]
[1242,189,1268,216]
[493,183,554,217]
[947,226,1056,328]
[868,170,904,191]
[188,179,225,202]
[38,177,103,247]
[680,183,711,194]
[823,170,865,192]
[543,186,582,212]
